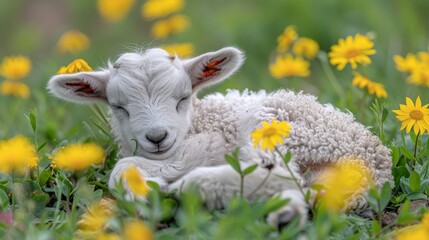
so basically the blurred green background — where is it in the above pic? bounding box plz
[0,0,428,142]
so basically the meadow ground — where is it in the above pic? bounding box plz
[0,0,429,239]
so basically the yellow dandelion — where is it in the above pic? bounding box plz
[417,52,429,65]
[0,81,30,98]
[57,59,93,74]
[0,56,32,80]
[51,143,105,171]
[329,34,376,70]
[393,96,429,135]
[57,30,90,54]
[122,166,150,197]
[98,233,121,240]
[292,37,320,59]
[251,120,291,151]
[0,136,39,174]
[396,212,429,240]
[123,220,153,240]
[76,198,115,239]
[277,25,298,53]
[351,72,387,99]
[97,0,136,22]
[394,53,421,74]
[269,54,310,78]
[316,160,371,211]
[141,0,184,20]
[151,14,189,39]
[161,43,194,58]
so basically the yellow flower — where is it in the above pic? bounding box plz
[151,14,189,39]
[316,160,371,211]
[57,59,93,74]
[408,67,429,87]
[393,96,429,135]
[51,143,105,171]
[0,81,30,98]
[277,25,298,53]
[0,56,32,80]
[98,233,121,240]
[57,30,90,54]
[0,136,39,174]
[161,43,194,58]
[251,120,291,151]
[329,34,376,70]
[269,54,310,78]
[123,220,153,240]
[394,53,421,74]
[76,198,115,239]
[97,0,136,22]
[122,166,150,197]
[396,212,429,240]
[141,0,184,20]
[292,37,320,59]
[351,72,387,99]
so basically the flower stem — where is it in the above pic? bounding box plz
[318,52,344,103]
[11,172,15,218]
[414,132,420,159]
[239,175,244,198]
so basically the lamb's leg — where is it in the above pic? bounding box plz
[168,163,309,225]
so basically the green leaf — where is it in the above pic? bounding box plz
[242,164,258,176]
[379,182,391,211]
[381,108,388,123]
[406,192,427,201]
[38,168,51,186]
[400,146,415,160]
[397,200,419,225]
[27,109,37,133]
[409,171,421,192]
[371,220,381,236]
[225,150,241,174]
[0,188,9,210]
[36,141,47,152]
[283,152,292,165]
[391,146,400,166]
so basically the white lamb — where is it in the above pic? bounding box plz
[48,47,392,226]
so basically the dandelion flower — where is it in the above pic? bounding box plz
[251,120,291,151]
[51,143,105,171]
[123,220,153,240]
[76,198,115,239]
[408,68,429,87]
[393,96,429,135]
[141,0,184,20]
[269,54,310,78]
[57,30,90,54]
[329,34,376,70]
[396,212,429,240]
[57,59,93,74]
[0,81,30,98]
[122,166,150,197]
[0,136,39,174]
[161,43,194,58]
[352,72,387,99]
[151,15,189,39]
[316,160,371,211]
[0,56,32,80]
[277,25,298,53]
[97,0,136,22]
[292,37,320,59]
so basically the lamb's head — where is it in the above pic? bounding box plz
[48,47,244,160]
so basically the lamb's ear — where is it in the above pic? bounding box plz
[184,47,244,92]
[48,70,110,104]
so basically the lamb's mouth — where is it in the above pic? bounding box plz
[145,140,176,155]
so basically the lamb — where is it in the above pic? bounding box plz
[48,47,393,225]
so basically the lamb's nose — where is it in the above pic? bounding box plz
[146,130,168,144]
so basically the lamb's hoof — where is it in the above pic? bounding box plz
[267,207,304,229]
[277,209,298,229]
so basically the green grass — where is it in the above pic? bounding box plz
[0,0,429,239]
